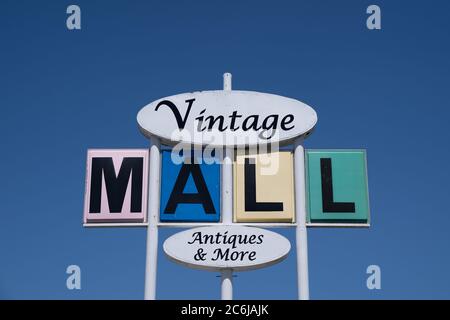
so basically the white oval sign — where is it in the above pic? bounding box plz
[163,226,291,271]
[137,90,317,147]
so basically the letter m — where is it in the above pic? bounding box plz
[89,157,143,213]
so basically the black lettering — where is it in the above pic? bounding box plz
[280,114,294,130]
[320,158,356,212]
[257,234,264,244]
[89,157,143,213]
[195,109,206,131]
[244,158,283,211]
[248,251,256,261]
[155,98,195,130]
[229,111,242,131]
[204,115,228,131]
[242,115,262,131]
[164,163,216,214]
[202,233,215,243]
[212,248,229,261]
[262,114,278,131]
[188,232,202,244]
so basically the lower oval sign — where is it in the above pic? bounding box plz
[163,226,291,271]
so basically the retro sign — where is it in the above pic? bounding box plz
[233,150,295,223]
[306,150,370,224]
[137,90,317,147]
[83,73,372,302]
[160,150,220,222]
[83,149,148,223]
[163,225,291,271]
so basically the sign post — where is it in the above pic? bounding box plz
[221,72,234,300]
[305,150,370,225]
[144,137,161,300]
[294,138,309,300]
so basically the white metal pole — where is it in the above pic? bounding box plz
[294,137,310,300]
[221,269,233,300]
[144,136,161,300]
[221,72,234,300]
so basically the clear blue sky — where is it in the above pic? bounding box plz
[1,0,450,299]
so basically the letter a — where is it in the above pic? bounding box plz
[366,5,381,30]
[164,163,216,214]
[366,265,381,290]
[66,5,81,30]
[66,265,81,290]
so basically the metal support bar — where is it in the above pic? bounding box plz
[221,72,234,300]
[294,137,310,300]
[144,137,161,300]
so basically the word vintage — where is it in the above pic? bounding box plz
[137,90,317,147]
[155,98,295,139]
